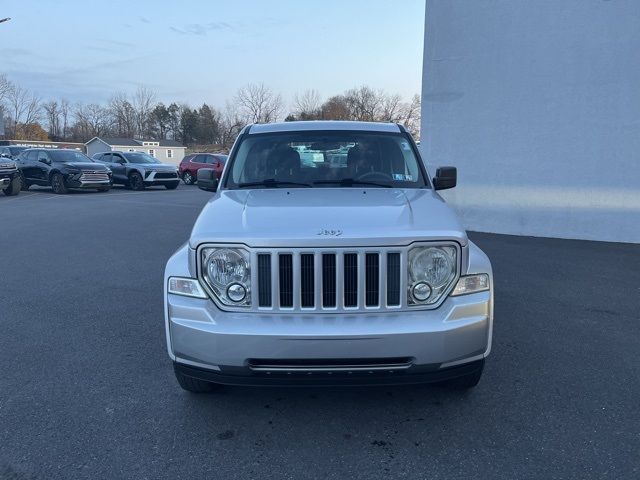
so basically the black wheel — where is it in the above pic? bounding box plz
[182,171,194,185]
[444,362,484,390]
[97,186,111,192]
[165,182,179,190]
[129,172,145,191]
[20,173,30,191]
[3,176,21,196]
[174,366,220,393]
[51,172,68,194]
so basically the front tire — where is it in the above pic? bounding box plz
[20,173,30,191]
[174,366,220,393]
[165,182,179,190]
[182,171,194,185]
[51,172,68,194]
[3,176,21,196]
[129,172,145,191]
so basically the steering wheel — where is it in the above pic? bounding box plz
[356,171,394,182]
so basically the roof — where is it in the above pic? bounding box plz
[86,137,185,148]
[248,121,402,135]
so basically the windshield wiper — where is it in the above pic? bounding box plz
[313,179,392,188]
[236,179,312,189]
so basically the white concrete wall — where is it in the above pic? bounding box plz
[421,0,640,243]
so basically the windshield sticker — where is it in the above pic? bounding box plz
[393,173,414,181]
[401,142,411,150]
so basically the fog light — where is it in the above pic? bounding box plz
[411,281,432,302]
[227,283,247,302]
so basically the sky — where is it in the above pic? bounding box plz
[0,0,425,111]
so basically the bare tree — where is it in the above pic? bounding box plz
[320,95,351,120]
[220,101,244,148]
[380,93,403,122]
[400,94,421,138]
[5,84,41,136]
[132,85,156,138]
[343,85,385,121]
[60,98,71,141]
[43,100,61,139]
[109,92,136,138]
[235,83,283,124]
[293,89,322,119]
[0,73,11,106]
[74,102,111,140]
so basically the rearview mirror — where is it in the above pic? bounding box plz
[433,166,457,190]
[197,168,219,192]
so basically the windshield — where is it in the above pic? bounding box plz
[8,147,28,155]
[48,150,93,163]
[123,152,160,164]
[225,131,427,189]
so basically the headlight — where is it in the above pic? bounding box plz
[408,245,457,305]
[200,247,251,306]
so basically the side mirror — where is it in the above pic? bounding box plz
[433,166,457,190]
[197,168,219,192]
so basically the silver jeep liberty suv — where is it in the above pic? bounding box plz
[164,121,493,392]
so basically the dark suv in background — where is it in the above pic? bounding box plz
[93,151,180,190]
[0,146,29,160]
[18,149,112,194]
[178,153,227,185]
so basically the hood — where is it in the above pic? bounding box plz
[189,188,467,248]
[67,162,110,171]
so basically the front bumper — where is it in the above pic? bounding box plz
[167,289,492,384]
[174,358,485,387]
[0,169,19,188]
[144,171,180,186]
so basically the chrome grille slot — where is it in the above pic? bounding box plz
[365,253,380,307]
[386,252,401,306]
[278,254,293,308]
[322,254,337,308]
[258,254,271,307]
[300,254,314,308]
[343,253,358,307]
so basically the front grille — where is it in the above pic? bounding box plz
[154,172,178,179]
[79,171,110,182]
[255,248,405,312]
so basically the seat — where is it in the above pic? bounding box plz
[272,148,301,182]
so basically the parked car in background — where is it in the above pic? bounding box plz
[93,151,180,190]
[178,153,227,185]
[164,121,493,393]
[0,157,22,196]
[17,149,112,194]
[0,146,29,160]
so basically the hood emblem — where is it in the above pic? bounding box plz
[317,229,342,237]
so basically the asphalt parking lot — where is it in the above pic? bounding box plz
[1,185,638,480]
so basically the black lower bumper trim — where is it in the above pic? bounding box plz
[174,359,484,387]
